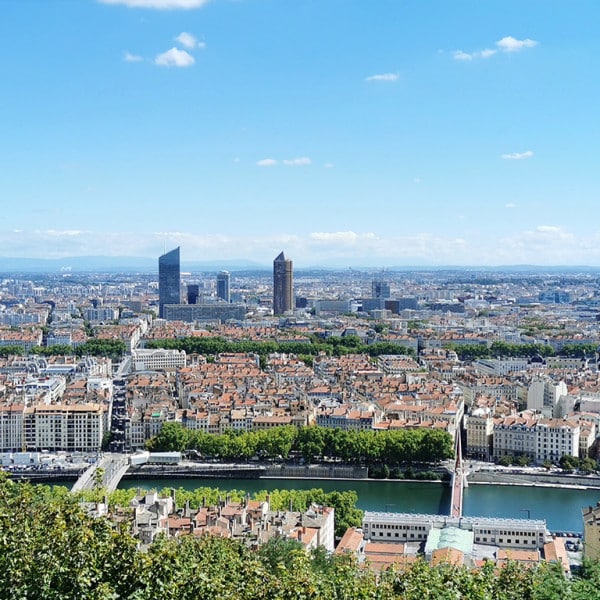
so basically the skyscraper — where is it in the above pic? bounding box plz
[273,251,293,315]
[187,284,199,305]
[372,278,391,299]
[216,271,230,303]
[158,247,180,318]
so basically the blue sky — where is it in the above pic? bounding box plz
[1,0,599,267]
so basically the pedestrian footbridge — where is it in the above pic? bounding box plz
[71,453,129,494]
[449,434,464,518]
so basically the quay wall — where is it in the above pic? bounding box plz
[468,470,600,489]
[6,470,83,483]
[124,464,266,480]
[263,465,368,479]
[124,464,368,480]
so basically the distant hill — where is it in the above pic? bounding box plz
[0,256,267,274]
[0,256,598,275]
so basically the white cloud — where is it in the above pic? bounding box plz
[501,150,534,160]
[256,157,312,167]
[45,229,87,237]
[282,157,311,166]
[478,48,497,59]
[453,50,473,61]
[323,163,334,169]
[310,231,377,244]
[496,36,539,53]
[155,47,195,67]
[492,225,583,264]
[453,48,496,61]
[123,51,143,62]
[176,32,199,49]
[453,35,537,62]
[100,0,210,9]
[5,226,600,266]
[256,158,277,167]
[505,203,517,208]
[365,73,399,82]
[534,225,564,235]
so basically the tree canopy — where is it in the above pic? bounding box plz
[146,423,454,466]
[145,334,415,359]
[1,472,599,599]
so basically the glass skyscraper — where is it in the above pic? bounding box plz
[217,271,230,303]
[273,251,293,315]
[158,247,180,318]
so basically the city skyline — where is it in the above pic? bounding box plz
[2,1,600,267]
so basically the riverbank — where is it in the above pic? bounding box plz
[122,462,369,481]
[116,476,600,533]
[468,469,600,490]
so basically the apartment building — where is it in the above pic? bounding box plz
[0,327,43,351]
[493,415,538,461]
[582,502,600,561]
[0,403,25,451]
[493,415,580,463]
[464,407,494,460]
[22,403,104,452]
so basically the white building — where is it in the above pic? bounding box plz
[527,379,568,417]
[493,415,580,463]
[473,358,529,376]
[535,419,580,464]
[82,307,119,322]
[0,403,25,452]
[363,511,549,550]
[131,348,186,372]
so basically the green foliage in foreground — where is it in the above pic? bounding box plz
[3,474,600,599]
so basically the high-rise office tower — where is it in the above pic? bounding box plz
[372,278,391,299]
[158,247,180,318]
[187,284,199,305]
[216,271,230,303]
[273,251,293,315]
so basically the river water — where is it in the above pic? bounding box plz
[118,477,600,533]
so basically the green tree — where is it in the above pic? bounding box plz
[559,454,579,472]
[146,422,191,452]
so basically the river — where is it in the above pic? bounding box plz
[118,477,600,533]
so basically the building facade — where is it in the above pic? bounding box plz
[217,271,231,303]
[273,251,293,315]
[582,502,600,561]
[363,512,549,550]
[158,247,180,318]
[186,284,199,305]
[131,349,187,372]
[372,279,391,299]
[492,416,580,463]
[163,303,246,323]
[22,403,104,452]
